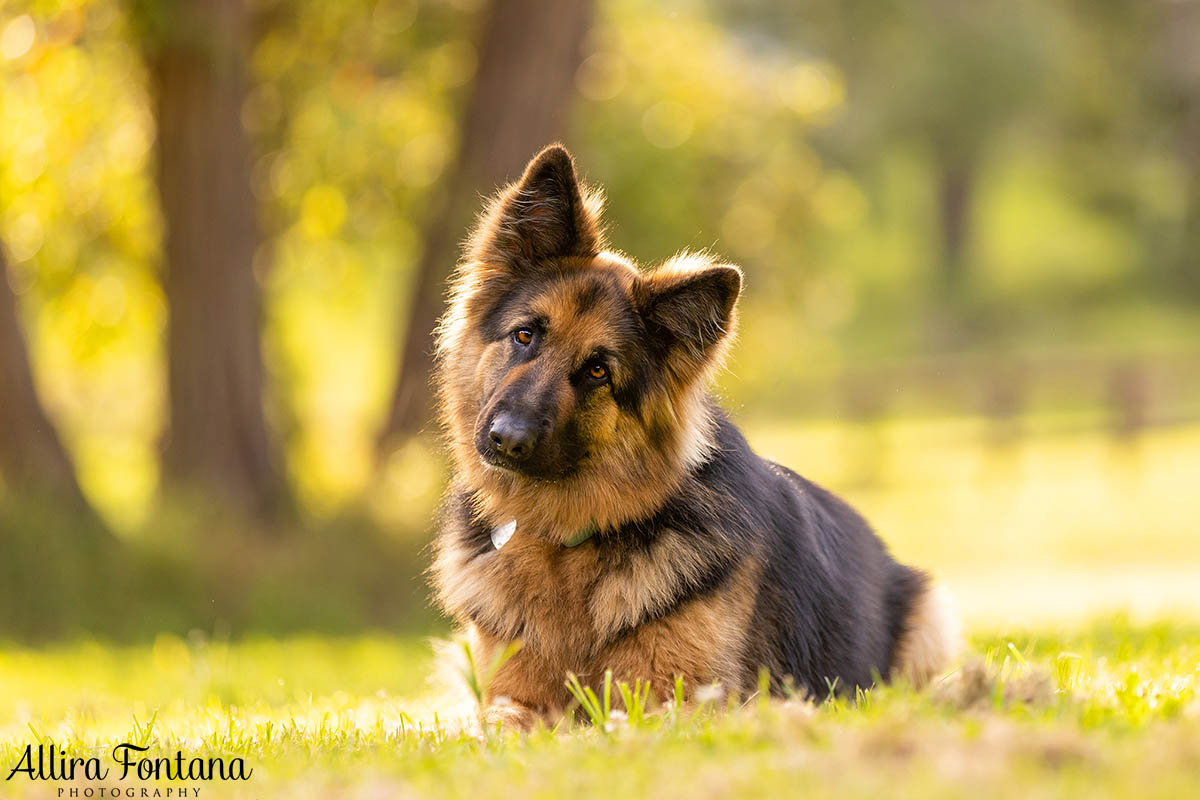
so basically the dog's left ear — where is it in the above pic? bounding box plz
[470,144,602,268]
[635,259,742,377]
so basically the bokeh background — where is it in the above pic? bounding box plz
[1,0,1198,641]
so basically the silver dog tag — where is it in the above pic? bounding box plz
[491,519,517,550]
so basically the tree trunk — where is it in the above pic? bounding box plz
[1174,111,1200,297]
[1153,0,1200,296]
[936,160,974,296]
[0,248,92,509]
[143,0,283,516]
[378,0,595,447]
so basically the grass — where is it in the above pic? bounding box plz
[1,618,1198,799]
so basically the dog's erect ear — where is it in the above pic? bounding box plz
[635,257,742,378]
[470,144,602,267]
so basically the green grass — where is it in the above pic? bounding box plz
[2,619,1198,799]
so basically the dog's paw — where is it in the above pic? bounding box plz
[480,698,539,733]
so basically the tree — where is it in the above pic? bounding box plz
[1049,0,1200,299]
[1,246,121,639]
[0,247,93,510]
[133,0,284,516]
[726,0,1049,297]
[1145,0,1200,296]
[378,0,595,446]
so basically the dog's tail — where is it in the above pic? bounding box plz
[892,579,963,687]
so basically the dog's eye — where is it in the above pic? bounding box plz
[513,328,534,346]
[587,362,608,381]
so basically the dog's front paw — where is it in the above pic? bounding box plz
[480,698,540,733]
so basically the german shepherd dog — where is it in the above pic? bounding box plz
[432,145,959,728]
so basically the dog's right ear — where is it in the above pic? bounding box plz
[467,144,603,269]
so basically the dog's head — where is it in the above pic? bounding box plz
[436,145,741,530]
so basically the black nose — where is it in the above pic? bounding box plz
[488,413,539,461]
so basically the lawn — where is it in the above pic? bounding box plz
[1,618,1198,799]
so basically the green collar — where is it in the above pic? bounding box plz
[562,522,598,547]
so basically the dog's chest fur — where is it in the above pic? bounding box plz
[433,493,761,709]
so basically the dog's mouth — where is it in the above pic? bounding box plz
[476,447,586,482]
[478,449,528,474]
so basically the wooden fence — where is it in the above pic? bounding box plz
[769,348,1200,442]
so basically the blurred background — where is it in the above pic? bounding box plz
[1,0,1198,641]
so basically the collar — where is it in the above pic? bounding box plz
[490,519,598,550]
[562,522,598,547]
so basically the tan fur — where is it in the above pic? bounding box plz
[431,476,763,726]
[597,559,761,702]
[438,220,737,539]
[459,559,763,724]
[587,525,743,641]
[891,582,962,686]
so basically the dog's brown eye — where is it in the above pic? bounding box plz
[513,328,533,345]
[588,363,607,380]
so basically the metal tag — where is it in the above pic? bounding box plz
[491,519,517,550]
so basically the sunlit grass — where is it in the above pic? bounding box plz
[1,620,1198,798]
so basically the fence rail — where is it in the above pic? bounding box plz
[756,348,1200,440]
